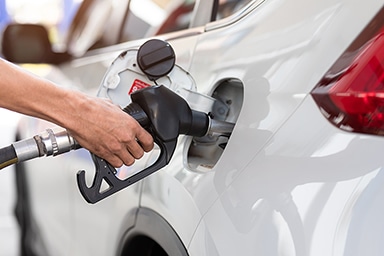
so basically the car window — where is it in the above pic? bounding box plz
[151,0,195,35]
[67,0,195,55]
[121,0,253,40]
[215,0,253,20]
[66,0,129,56]
[149,0,253,36]
[67,0,253,56]
[120,0,194,41]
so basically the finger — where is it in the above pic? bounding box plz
[104,154,124,168]
[135,130,154,152]
[119,150,136,166]
[126,140,145,160]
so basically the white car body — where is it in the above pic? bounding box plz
[12,0,384,255]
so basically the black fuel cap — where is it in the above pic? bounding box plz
[137,39,176,81]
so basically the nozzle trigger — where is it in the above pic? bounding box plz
[76,136,177,204]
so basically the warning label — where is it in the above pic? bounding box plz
[129,79,151,95]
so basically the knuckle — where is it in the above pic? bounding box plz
[124,157,135,166]
[144,142,154,152]
[133,150,144,160]
[112,159,124,168]
[108,141,124,154]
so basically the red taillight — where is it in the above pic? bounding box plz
[311,7,384,135]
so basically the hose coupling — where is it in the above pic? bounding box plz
[35,128,79,157]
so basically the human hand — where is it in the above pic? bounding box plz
[65,95,154,168]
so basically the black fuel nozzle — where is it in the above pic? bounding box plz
[76,85,212,203]
[129,84,209,139]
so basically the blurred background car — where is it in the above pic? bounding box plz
[1,0,196,89]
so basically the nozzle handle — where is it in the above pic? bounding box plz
[76,85,210,203]
[77,137,176,204]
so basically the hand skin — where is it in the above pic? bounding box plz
[0,59,154,167]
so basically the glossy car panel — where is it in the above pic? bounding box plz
[140,0,384,255]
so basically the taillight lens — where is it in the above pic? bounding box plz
[311,7,384,135]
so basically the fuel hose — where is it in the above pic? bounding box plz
[0,145,18,169]
[0,128,79,171]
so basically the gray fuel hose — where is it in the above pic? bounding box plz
[0,128,79,170]
[0,145,18,169]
